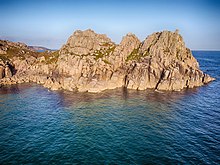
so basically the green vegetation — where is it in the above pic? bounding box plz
[94,50,105,60]
[126,48,140,61]
[0,55,9,62]
[94,46,116,61]
[0,41,60,65]
[126,47,151,62]
[101,42,112,47]
[39,50,59,64]
[6,47,20,57]
[143,50,150,57]
[103,59,112,65]
[0,47,37,62]
[106,46,116,55]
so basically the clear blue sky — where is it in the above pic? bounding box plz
[0,0,220,50]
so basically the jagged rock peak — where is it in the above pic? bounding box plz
[113,33,141,63]
[139,30,199,68]
[120,33,140,45]
[70,29,111,42]
[126,32,137,36]
[174,29,179,34]
[60,29,114,55]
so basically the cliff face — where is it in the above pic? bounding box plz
[0,29,215,92]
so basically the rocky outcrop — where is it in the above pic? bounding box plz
[60,29,113,55]
[122,30,212,91]
[0,29,215,92]
[0,60,13,79]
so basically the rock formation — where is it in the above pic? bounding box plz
[0,29,215,92]
[0,60,13,79]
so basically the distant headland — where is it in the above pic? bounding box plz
[0,29,215,92]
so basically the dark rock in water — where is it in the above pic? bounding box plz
[0,29,215,92]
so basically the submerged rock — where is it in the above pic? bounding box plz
[0,29,215,92]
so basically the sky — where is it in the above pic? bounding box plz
[0,0,220,50]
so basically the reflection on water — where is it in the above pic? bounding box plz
[0,83,202,106]
[0,85,21,94]
[57,86,198,106]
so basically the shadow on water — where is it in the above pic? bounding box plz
[57,86,201,107]
[0,84,21,94]
[0,83,201,107]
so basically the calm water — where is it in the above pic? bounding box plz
[0,51,219,164]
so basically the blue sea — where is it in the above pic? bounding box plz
[0,51,219,164]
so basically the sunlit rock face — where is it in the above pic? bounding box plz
[0,29,215,92]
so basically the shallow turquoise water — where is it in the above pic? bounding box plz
[0,51,220,164]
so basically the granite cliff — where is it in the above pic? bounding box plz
[0,29,215,92]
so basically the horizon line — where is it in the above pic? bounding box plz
[1,38,220,51]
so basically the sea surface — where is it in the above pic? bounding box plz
[0,51,219,164]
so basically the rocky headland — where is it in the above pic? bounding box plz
[28,46,51,52]
[0,29,215,92]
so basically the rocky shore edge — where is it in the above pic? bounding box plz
[0,29,215,93]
